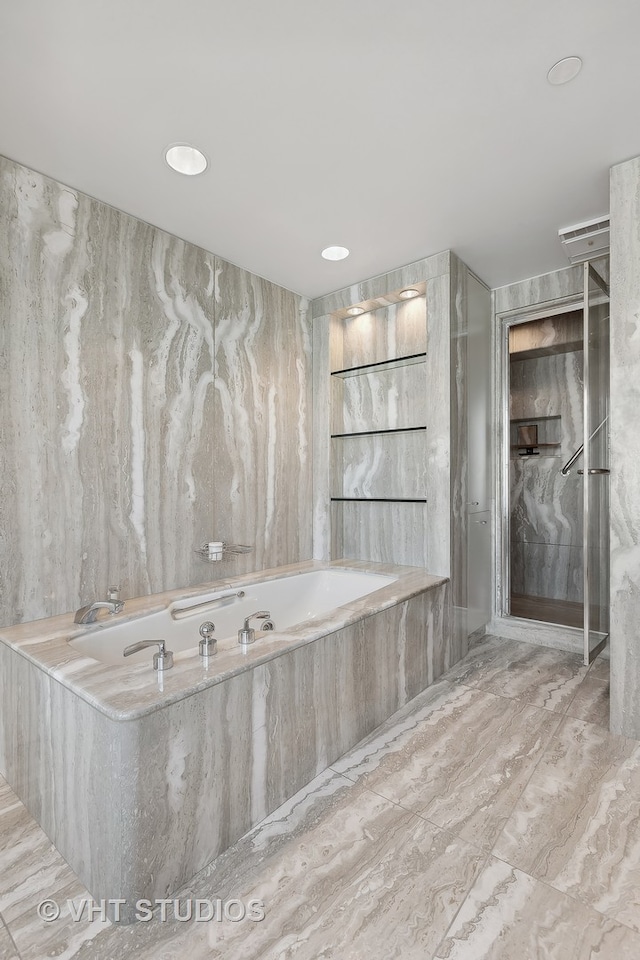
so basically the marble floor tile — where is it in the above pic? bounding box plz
[494,716,640,933]
[0,778,110,960]
[434,856,640,960]
[66,769,485,960]
[589,657,611,682]
[566,675,610,728]
[0,921,18,960]
[332,682,560,851]
[444,635,589,714]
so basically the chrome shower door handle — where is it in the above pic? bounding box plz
[577,468,610,475]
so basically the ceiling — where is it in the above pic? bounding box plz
[0,0,638,299]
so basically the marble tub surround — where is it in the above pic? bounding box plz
[0,153,312,629]
[0,560,444,719]
[0,637,633,960]
[0,560,451,922]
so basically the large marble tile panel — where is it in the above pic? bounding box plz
[510,458,583,549]
[0,922,18,960]
[0,778,109,960]
[333,680,559,851]
[610,155,640,739]
[0,641,124,906]
[512,542,583,603]
[333,431,426,499]
[0,154,216,626]
[425,272,451,579]
[444,634,588,713]
[435,856,640,960]
[494,715,640,932]
[339,362,427,433]
[494,263,589,316]
[337,501,428,567]
[311,315,332,560]
[211,259,312,577]
[566,674,610,728]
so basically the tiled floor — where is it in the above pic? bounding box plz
[2,634,638,959]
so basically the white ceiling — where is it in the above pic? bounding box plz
[1,0,638,299]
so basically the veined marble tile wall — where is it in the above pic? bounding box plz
[0,154,311,627]
[509,349,584,602]
[610,155,640,738]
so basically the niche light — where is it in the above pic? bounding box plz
[399,288,420,299]
[165,143,208,176]
[347,306,365,316]
[321,246,350,261]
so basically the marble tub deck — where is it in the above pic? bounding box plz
[2,633,638,960]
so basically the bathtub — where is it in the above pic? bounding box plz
[69,568,398,665]
[0,560,451,922]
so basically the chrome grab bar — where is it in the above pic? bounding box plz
[561,416,608,476]
[170,590,245,621]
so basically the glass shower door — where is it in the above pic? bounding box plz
[582,261,610,664]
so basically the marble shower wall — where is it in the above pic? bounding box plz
[0,154,311,626]
[610,155,640,739]
[509,349,584,602]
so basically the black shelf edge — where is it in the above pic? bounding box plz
[510,415,561,423]
[331,353,426,378]
[331,426,427,439]
[331,497,427,503]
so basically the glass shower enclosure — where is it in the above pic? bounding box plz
[503,259,610,665]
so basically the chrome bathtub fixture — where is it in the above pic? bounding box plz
[74,598,124,624]
[198,621,217,658]
[238,611,271,645]
[123,639,174,671]
[171,590,245,621]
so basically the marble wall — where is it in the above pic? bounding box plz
[509,348,584,602]
[0,154,312,627]
[610,155,640,738]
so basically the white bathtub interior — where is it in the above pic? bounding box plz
[68,568,397,665]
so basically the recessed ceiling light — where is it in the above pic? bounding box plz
[347,306,365,316]
[547,56,582,86]
[399,288,420,299]
[165,143,208,176]
[321,246,350,261]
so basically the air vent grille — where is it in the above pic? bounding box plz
[558,216,609,265]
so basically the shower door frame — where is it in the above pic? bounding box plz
[497,293,588,645]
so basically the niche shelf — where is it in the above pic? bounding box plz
[331,497,427,503]
[509,414,561,460]
[331,426,426,439]
[328,293,428,562]
[331,352,426,379]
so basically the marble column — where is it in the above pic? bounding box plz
[610,155,640,738]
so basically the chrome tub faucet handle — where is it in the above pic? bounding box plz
[238,610,270,645]
[123,639,174,671]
